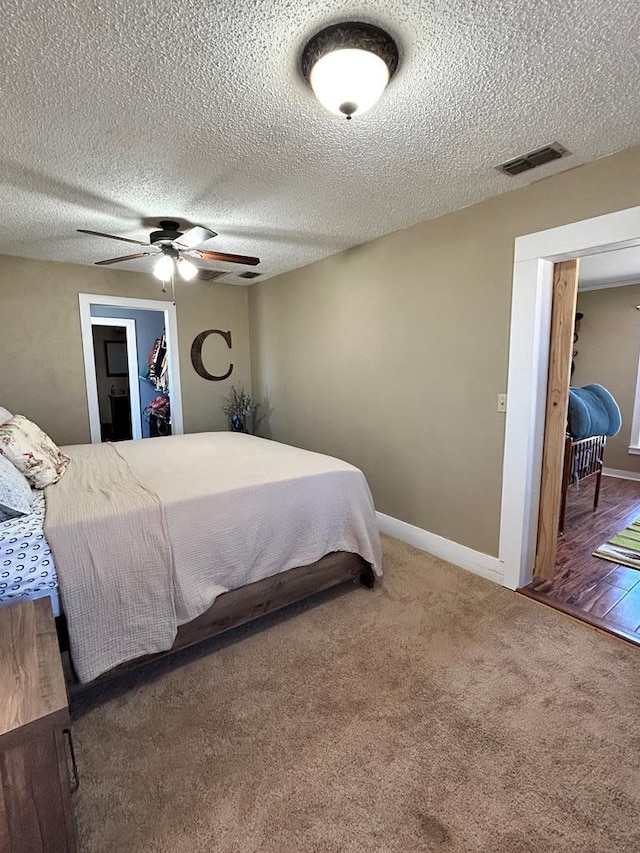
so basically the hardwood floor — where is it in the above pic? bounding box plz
[521,474,640,645]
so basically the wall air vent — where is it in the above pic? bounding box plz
[238,271,262,280]
[197,269,226,281]
[496,142,568,176]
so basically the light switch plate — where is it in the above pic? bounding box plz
[497,394,507,413]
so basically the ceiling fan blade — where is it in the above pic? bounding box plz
[176,225,217,249]
[195,250,260,266]
[94,252,151,266]
[78,228,147,246]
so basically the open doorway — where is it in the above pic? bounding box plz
[521,249,640,644]
[79,294,184,443]
[91,319,141,441]
[499,204,640,596]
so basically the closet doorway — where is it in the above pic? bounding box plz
[79,294,184,443]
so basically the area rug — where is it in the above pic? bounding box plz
[593,517,640,569]
[72,535,640,853]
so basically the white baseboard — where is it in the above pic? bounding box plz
[603,467,640,481]
[377,512,505,585]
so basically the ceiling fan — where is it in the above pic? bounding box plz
[77,220,260,282]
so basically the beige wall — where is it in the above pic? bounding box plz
[574,284,640,473]
[249,145,640,557]
[0,254,250,445]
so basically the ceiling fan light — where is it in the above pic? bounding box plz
[310,49,390,117]
[302,22,399,119]
[153,254,174,281]
[177,258,198,281]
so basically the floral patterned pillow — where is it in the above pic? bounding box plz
[0,415,70,489]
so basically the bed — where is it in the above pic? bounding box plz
[0,492,59,614]
[39,432,381,690]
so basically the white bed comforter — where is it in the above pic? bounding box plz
[46,432,381,683]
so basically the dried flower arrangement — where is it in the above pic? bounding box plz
[221,385,256,433]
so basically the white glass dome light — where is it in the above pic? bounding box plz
[153,253,174,282]
[302,22,399,120]
[154,254,199,282]
[177,257,198,281]
[309,48,390,118]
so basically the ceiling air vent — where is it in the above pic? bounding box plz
[238,271,262,280]
[496,142,568,176]
[197,269,226,281]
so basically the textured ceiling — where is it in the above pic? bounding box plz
[579,246,640,290]
[1,0,639,285]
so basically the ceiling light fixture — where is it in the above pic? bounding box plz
[153,252,200,283]
[301,22,399,120]
[177,257,198,281]
[153,253,174,282]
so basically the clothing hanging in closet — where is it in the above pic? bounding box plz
[147,334,169,393]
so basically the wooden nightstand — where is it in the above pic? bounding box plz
[0,598,78,852]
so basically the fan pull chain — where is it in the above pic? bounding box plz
[160,266,176,305]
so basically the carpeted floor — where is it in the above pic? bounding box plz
[72,536,640,852]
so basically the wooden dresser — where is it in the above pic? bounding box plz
[0,599,78,852]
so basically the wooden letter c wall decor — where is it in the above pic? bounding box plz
[191,329,233,381]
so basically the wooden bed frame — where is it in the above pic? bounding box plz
[57,551,375,697]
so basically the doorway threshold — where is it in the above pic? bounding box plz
[518,475,640,648]
[518,585,640,648]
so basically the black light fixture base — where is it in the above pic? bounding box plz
[301,21,399,84]
[150,220,183,244]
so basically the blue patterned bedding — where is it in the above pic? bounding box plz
[0,491,59,616]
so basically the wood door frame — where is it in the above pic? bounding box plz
[533,261,579,579]
[499,205,640,590]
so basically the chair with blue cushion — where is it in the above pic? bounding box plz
[559,385,622,534]
[567,385,622,441]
